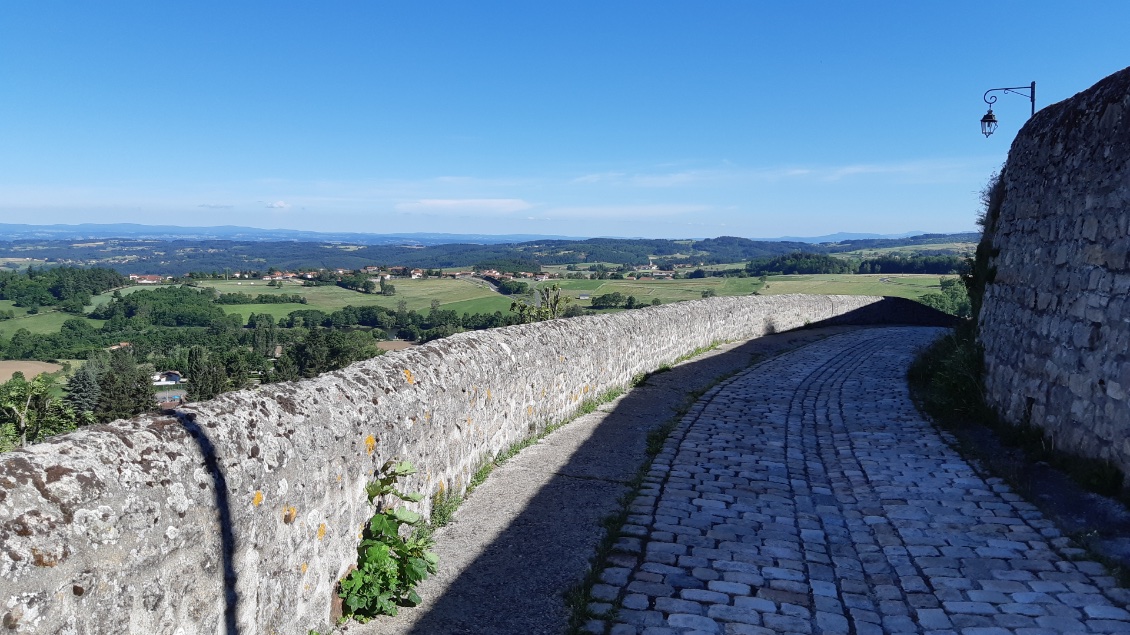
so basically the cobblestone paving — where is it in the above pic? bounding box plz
[587,327,1130,635]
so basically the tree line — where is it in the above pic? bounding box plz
[745,252,967,276]
[0,266,127,313]
[0,233,978,274]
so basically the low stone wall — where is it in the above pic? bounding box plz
[0,294,888,633]
[979,66,1130,474]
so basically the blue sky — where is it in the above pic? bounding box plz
[0,2,1125,239]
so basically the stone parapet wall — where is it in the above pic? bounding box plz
[0,294,888,634]
[979,67,1130,473]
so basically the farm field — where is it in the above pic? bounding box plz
[85,284,158,309]
[540,262,628,275]
[0,360,63,382]
[0,258,49,271]
[201,278,506,321]
[440,296,515,315]
[757,274,944,299]
[0,305,104,339]
[830,241,976,260]
[0,273,947,347]
[536,276,763,306]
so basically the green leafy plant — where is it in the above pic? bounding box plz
[338,460,438,621]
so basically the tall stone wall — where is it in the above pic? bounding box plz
[0,294,888,634]
[979,66,1130,474]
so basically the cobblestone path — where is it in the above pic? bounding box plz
[589,327,1130,635]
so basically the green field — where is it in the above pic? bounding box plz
[0,258,50,271]
[535,276,763,306]
[758,274,944,299]
[540,262,633,275]
[85,285,157,309]
[830,241,976,260]
[0,303,105,338]
[0,272,944,342]
[202,278,507,321]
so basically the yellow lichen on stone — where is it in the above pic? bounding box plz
[317,523,327,540]
[404,369,414,384]
[364,435,376,455]
[486,388,492,400]
[527,406,534,415]
[252,491,264,507]
[283,506,298,524]
[300,563,308,574]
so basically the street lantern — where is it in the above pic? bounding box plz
[980,109,998,137]
[980,81,1035,138]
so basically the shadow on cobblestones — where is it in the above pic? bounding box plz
[354,305,1130,635]
[357,326,864,635]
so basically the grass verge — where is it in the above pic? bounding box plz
[424,385,629,537]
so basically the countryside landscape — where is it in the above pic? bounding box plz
[0,228,974,451]
[3,3,1127,635]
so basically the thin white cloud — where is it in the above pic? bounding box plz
[572,172,627,184]
[198,203,233,209]
[395,198,533,215]
[265,201,290,209]
[570,158,994,188]
[780,158,994,183]
[572,170,714,187]
[544,203,712,219]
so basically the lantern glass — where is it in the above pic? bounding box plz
[981,109,998,137]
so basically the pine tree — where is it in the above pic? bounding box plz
[96,348,154,423]
[250,313,277,358]
[186,345,227,401]
[65,363,101,423]
[269,351,299,383]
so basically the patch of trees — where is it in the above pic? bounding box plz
[214,292,307,304]
[89,286,226,327]
[745,252,967,276]
[0,348,154,451]
[916,278,973,318]
[0,266,127,312]
[337,273,378,294]
[747,253,856,276]
[856,255,967,275]
[495,280,529,295]
[589,292,658,310]
[690,237,816,265]
[473,257,542,274]
[282,302,518,343]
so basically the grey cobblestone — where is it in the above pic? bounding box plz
[596,328,1130,634]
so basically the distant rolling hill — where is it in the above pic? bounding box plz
[0,224,978,275]
[0,223,581,246]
